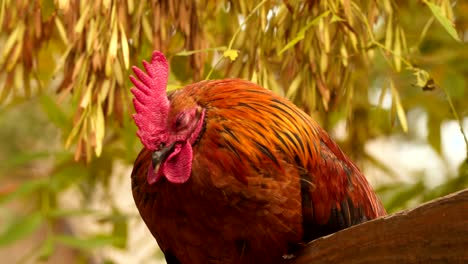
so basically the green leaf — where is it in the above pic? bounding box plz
[424,0,461,42]
[170,55,193,82]
[0,151,51,171]
[427,115,442,155]
[384,180,426,212]
[423,171,468,202]
[175,47,226,56]
[278,10,330,55]
[39,94,68,129]
[0,179,47,204]
[443,71,465,99]
[166,84,183,91]
[38,237,55,261]
[111,216,128,249]
[40,0,56,21]
[48,164,87,193]
[46,208,100,218]
[0,213,43,246]
[119,117,140,163]
[54,234,125,250]
[330,14,344,23]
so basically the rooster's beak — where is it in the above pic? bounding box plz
[151,143,175,170]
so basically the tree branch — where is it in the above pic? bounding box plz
[290,189,468,263]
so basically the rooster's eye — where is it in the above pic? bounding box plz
[174,113,190,130]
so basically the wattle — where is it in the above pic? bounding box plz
[162,142,193,184]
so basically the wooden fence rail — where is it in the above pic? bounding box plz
[290,189,468,264]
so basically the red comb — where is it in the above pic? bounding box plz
[130,51,170,150]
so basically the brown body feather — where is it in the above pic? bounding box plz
[131,79,386,264]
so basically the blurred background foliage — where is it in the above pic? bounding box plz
[0,0,467,263]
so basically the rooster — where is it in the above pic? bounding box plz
[130,51,386,264]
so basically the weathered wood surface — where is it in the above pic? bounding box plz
[290,189,468,264]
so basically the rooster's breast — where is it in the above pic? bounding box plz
[132,147,305,264]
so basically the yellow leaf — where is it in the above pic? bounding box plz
[53,46,72,76]
[65,108,87,148]
[286,74,302,100]
[385,16,393,50]
[108,23,118,61]
[378,84,388,108]
[74,5,90,34]
[103,0,111,10]
[13,64,23,92]
[223,49,238,61]
[54,17,69,45]
[1,22,24,66]
[106,23,118,77]
[349,31,358,51]
[142,16,153,43]
[266,68,282,95]
[423,0,461,42]
[278,11,331,55]
[86,19,96,54]
[251,71,258,84]
[413,68,431,88]
[399,27,408,53]
[340,45,348,67]
[119,22,130,69]
[112,59,124,85]
[79,86,91,109]
[0,0,5,29]
[331,14,345,23]
[89,104,96,132]
[390,80,408,133]
[127,0,134,14]
[393,28,401,72]
[80,75,95,108]
[321,19,330,53]
[98,80,110,103]
[106,80,116,116]
[0,75,9,104]
[7,44,23,72]
[94,104,105,157]
[57,0,70,11]
[320,52,328,73]
[72,55,86,80]
[84,119,92,163]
